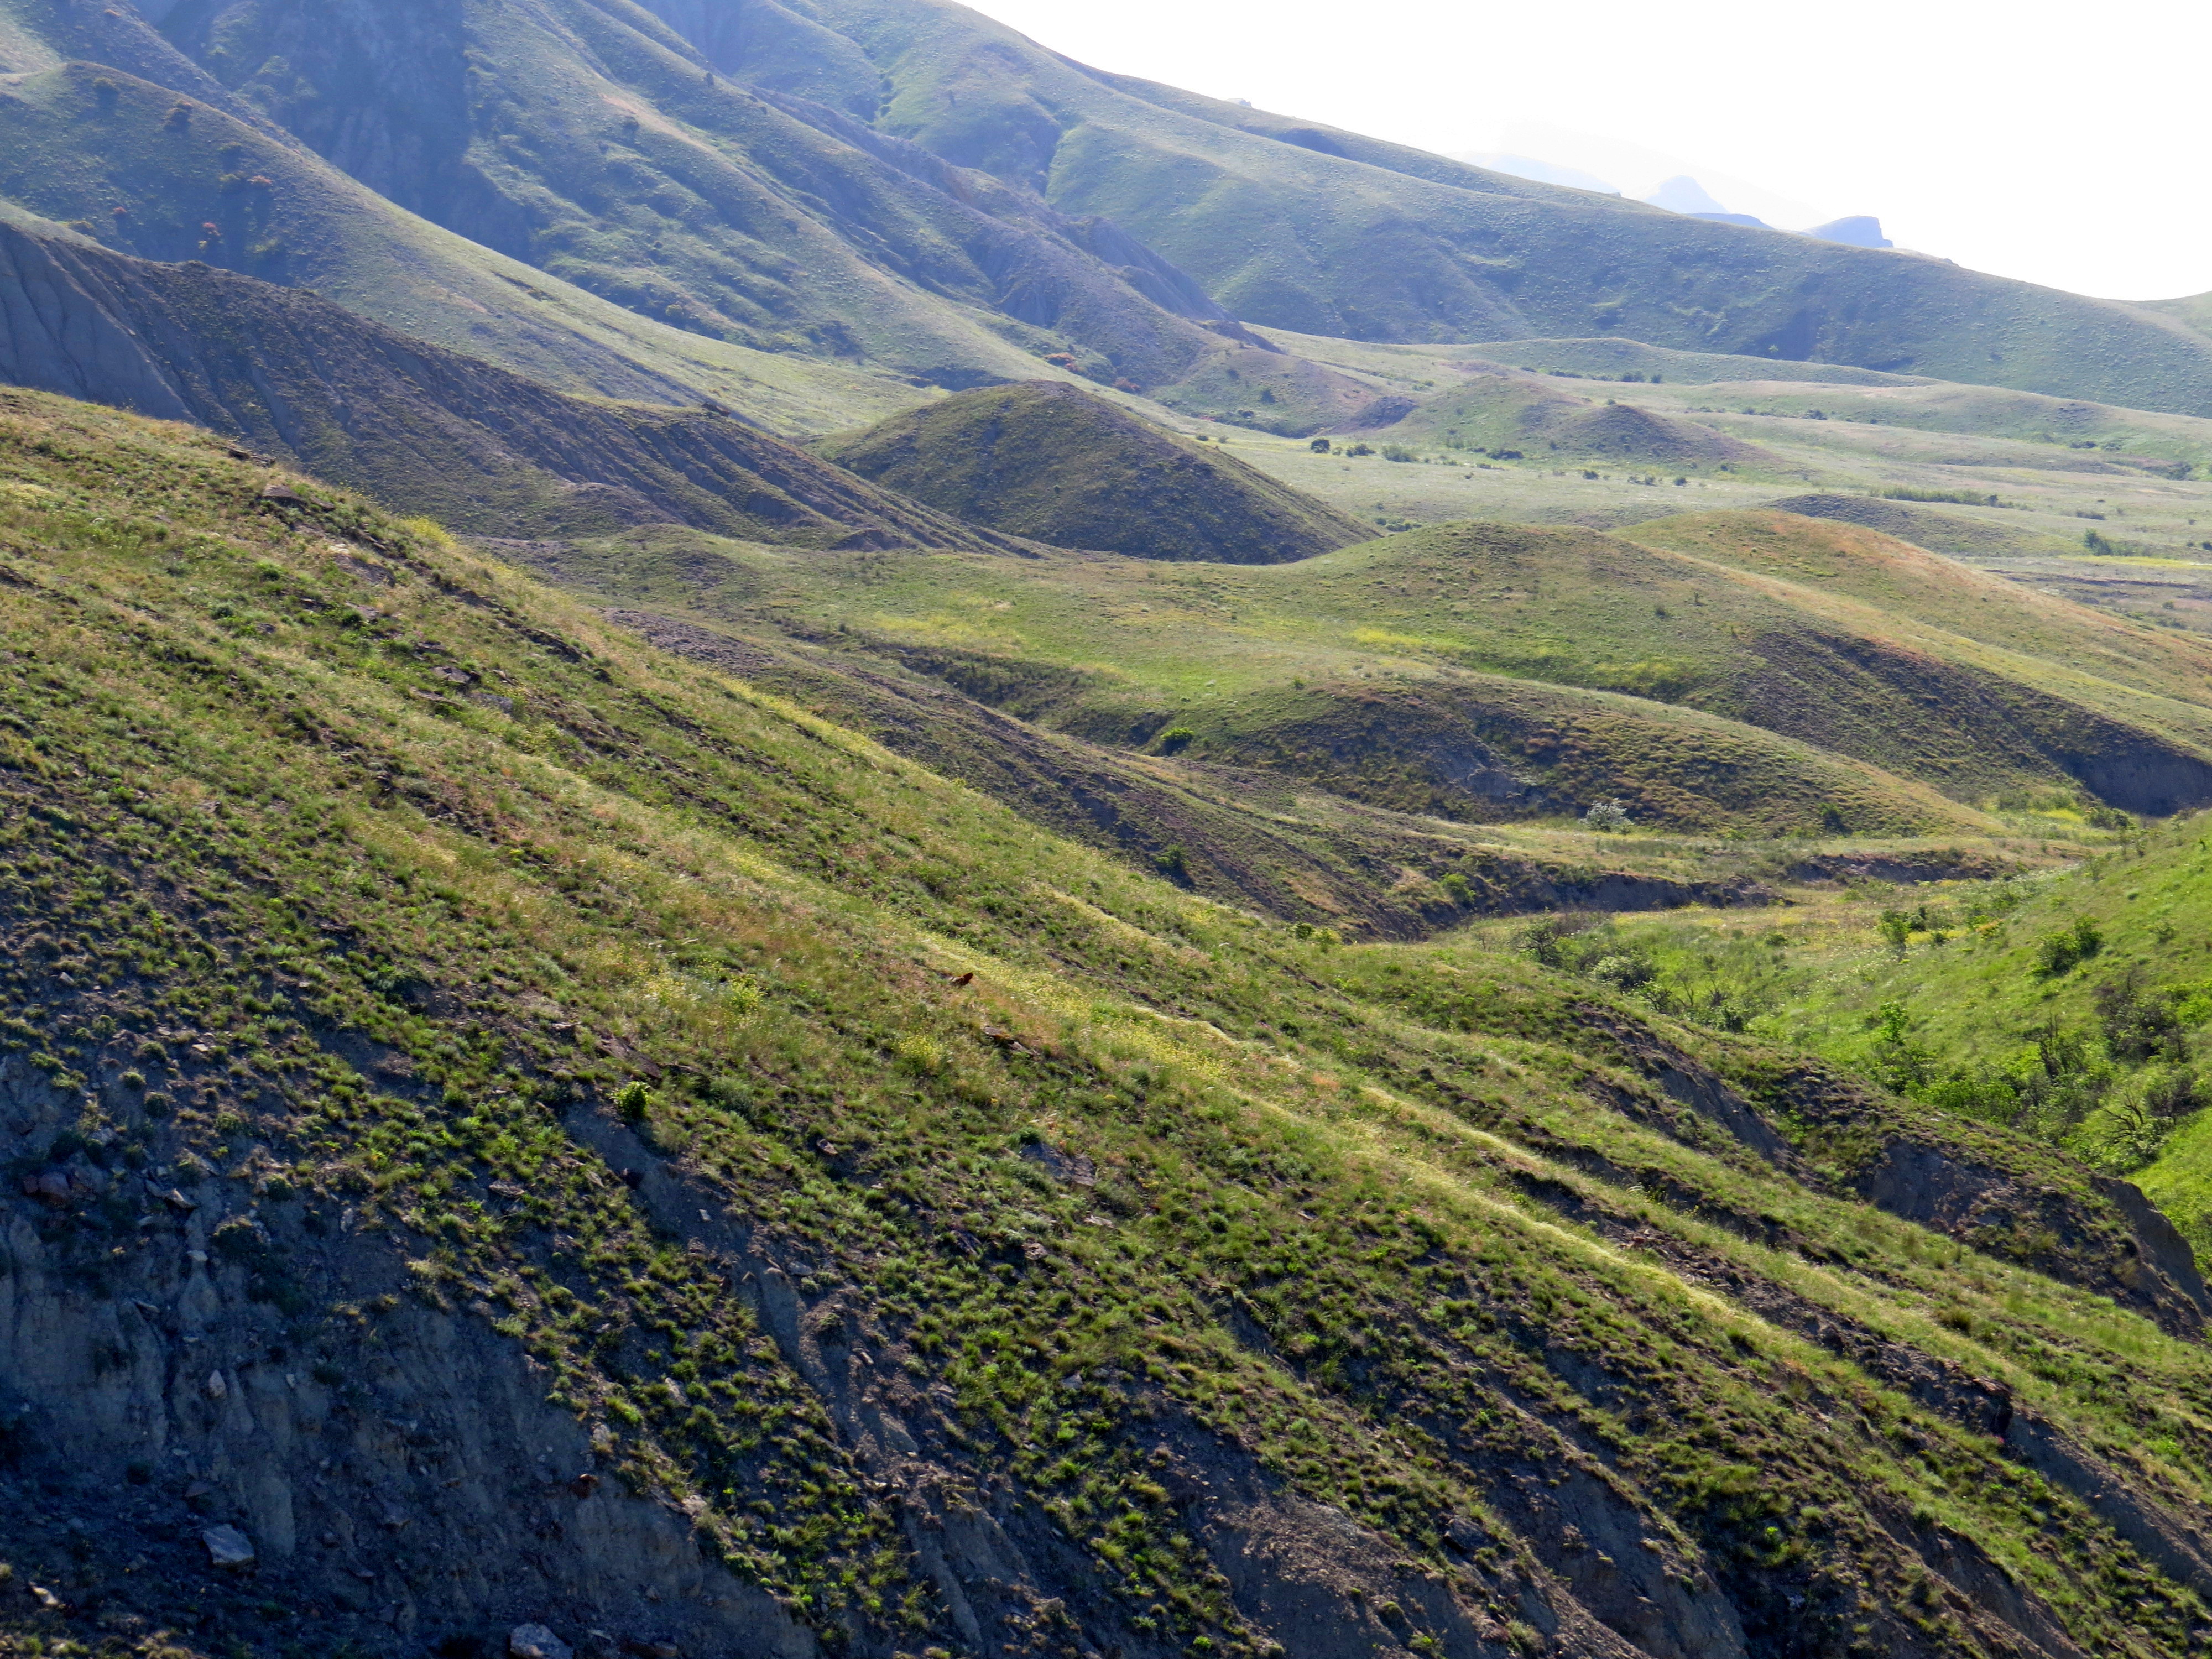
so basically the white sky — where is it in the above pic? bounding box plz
[969,0,2211,302]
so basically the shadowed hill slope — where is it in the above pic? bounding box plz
[0,54,924,429]
[820,380,1368,561]
[9,382,2212,1659]
[0,221,1012,549]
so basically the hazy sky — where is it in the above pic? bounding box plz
[969,0,2211,302]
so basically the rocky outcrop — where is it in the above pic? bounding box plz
[0,1051,811,1659]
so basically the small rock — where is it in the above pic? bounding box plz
[23,1171,70,1208]
[260,484,306,505]
[28,1584,62,1611]
[510,1624,574,1659]
[205,1370,228,1400]
[619,1641,682,1659]
[203,1524,255,1568]
[570,1472,600,1498]
[163,1188,199,1214]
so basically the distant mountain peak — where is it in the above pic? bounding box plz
[1644,175,1732,216]
[1806,215,1895,249]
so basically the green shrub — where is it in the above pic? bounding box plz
[2035,917,2104,977]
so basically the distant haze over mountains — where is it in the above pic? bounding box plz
[968,0,2211,298]
[1459,132,1894,249]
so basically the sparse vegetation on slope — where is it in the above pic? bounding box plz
[9,387,2212,1659]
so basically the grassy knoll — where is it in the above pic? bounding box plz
[820,381,1367,561]
[527,522,1999,836]
[8,385,2212,1659]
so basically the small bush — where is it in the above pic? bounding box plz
[1155,727,1196,754]
[2035,916,2104,977]
[895,1034,944,1073]
[613,1079,654,1118]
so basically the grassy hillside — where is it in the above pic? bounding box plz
[10,382,2212,1659]
[820,381,1368,561]
[1548,811,2212,1265]
[1135,340,2212,632]
[1364,369,1787,474]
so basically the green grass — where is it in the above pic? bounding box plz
[9,384,2212,1656]
[1527,808,2212,1256]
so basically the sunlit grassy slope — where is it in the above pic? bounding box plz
[543,497,2212,827]
[1547,812,2212,1265]
[11,384,2212,1659]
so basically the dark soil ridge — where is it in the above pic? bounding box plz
[0,222,1014,551]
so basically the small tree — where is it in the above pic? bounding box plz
[1310,437,1332,453]
[1583,799,1633,833]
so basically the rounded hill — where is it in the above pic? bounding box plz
[819,380,1369,562]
